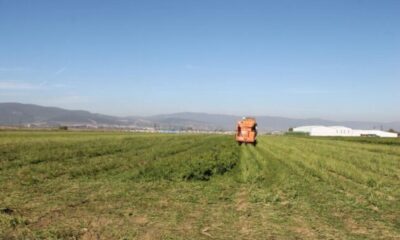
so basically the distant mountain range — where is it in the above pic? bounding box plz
[1,102,399,132]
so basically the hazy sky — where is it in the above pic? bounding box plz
[0,0,399,121]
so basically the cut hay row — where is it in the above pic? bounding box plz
[0,131,399,239]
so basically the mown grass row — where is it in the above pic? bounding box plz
[238,136,400,239]
[0,131,399,239]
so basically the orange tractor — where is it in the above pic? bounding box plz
[236,117,257,146]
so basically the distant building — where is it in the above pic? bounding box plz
[292,125,398,138]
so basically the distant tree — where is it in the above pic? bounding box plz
[388,128,398,133]
[59,126,68,131]
[288,127,293,132]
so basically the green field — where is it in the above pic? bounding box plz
[1,131,399,239]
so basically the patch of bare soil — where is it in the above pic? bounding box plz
[132,215,150,226]
[291,218,316,239]
[140,222,165,240]
[31,208,65,228]
[345,218,369,235]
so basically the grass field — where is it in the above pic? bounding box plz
[1,131,399,239]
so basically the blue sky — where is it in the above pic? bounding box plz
[0,0,399,121]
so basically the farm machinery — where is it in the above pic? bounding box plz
[236,117,257,146]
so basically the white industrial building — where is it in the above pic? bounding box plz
[293,126,398,138]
